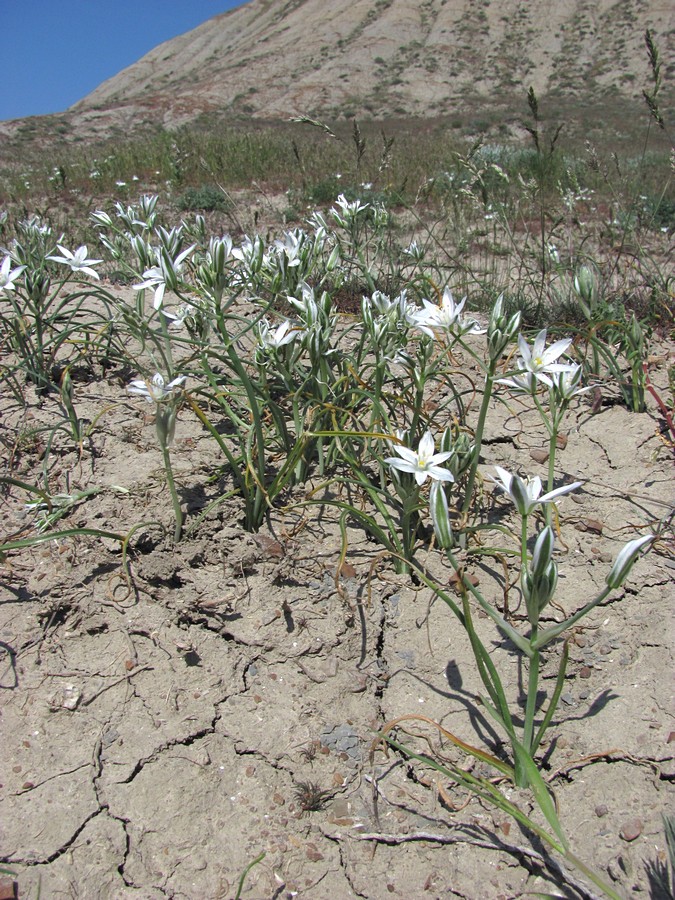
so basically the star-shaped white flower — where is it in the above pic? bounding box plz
[516,329,572,387]
[552,364,593,401]
[133,245,195,309]
[495,371,540,394]
[258,318,303,350]
[489,465,582,516]
[47,244,102,279]
[128,373,186,403]
[333,193,369,218]
[413,289,484,339]
[0,255,26,292]
[385,431,455,486]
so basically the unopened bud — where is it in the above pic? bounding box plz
[531,527,555,580]
[606,534,654,590]
[430,482,454,550]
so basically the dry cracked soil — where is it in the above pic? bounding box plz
[1,306,673,900]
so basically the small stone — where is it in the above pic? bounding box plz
[322,657,339,678]
[339,561,357,579]
[194,750,211,767]
[556,433,568,449]
[328,816,354,826]
[348,674,368,693]
[595,804,609,817]
[0,878,16,900]
[561,692,574,705]
[577,518,604,534]
[331,798,351,817]
[530,448,549,464]
[306,845,324,862]
[620,818,642,842]
[579,666,592,678]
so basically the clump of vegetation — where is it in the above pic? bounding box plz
[177,183,231,212]
[0,31,671,900]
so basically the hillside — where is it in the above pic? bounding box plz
[4,0,673,140]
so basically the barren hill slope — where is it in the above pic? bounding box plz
[66,0,674,133]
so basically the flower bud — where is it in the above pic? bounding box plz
[489,294,506,333]
[524,561,558,626]
[523,532,558,627]
[430,482,454,550]
[326,244,341,272]
[155,405,178,449]
[91,210,113,228]
[606,534,654,590]
[628,313,644,354]
[130,235,152,270]
[451,433,474,479]
[508,473,531,518]
[573,265,597,318]
[487,295,521,361]
[531,527,555,580]
[439,427,453,455]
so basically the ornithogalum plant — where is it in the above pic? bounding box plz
[128,372,186,542]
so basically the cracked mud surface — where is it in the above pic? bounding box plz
[1,337,673,899]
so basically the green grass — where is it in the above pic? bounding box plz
[0,91,672,335]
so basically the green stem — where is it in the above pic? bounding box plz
[441,547,531,655]
[520,514,529,571]
[521,637,540,780]
[161,444,183,542]
[461,363,496,518]
[159,308,175,377]
[532,640,569,755]
[533,585,613,650]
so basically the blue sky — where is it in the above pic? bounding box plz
[3,0,250,122]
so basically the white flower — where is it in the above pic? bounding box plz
[258,318,302,350]
[489,465,582,516]
[273,229,306,266]
[413,289,484,338]
[161,303,196,330]
[0,255,26,292]
[47,244,102,279]
[133,245,195,309]
[231,235,266,273]
[128,373,186,403]
[385,431,455,486]
[551,364,593,401]
[365,289,416,326]
[515,329,572,388]
[331,193,369,225]
[495,371,540,394]
[403,240,425,262]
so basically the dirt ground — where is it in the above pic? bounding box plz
[0,306,673,900]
